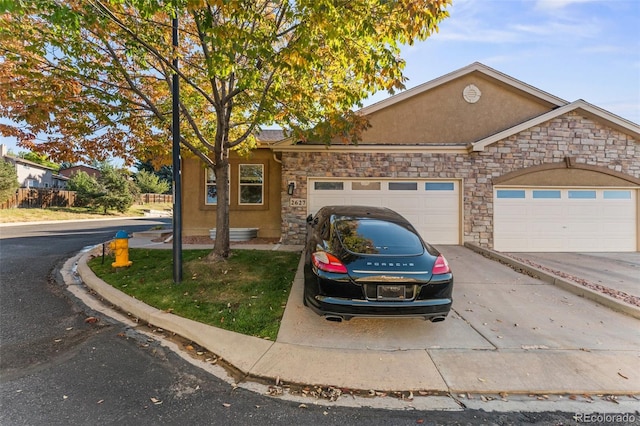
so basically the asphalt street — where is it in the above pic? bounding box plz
[0,219,637,425]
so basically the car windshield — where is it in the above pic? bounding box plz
[334,218,423,255]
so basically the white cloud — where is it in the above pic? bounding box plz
[535,0,598,11]
[511,18,601,39]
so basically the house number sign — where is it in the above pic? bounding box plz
[290,198,306,207]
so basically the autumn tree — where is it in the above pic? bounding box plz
[0,0,451,259]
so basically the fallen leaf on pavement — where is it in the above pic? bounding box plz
[222,403,231,408]
[85,317,99,324]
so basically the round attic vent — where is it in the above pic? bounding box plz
[463,84,481,103]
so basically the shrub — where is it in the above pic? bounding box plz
[0,160,19,203]
[67,171,100,207]
[135,170,170,194]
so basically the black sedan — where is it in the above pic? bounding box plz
[303,205,453,322]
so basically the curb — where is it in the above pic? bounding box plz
[76,246,275,376]
[464,242,640,320]
[0,216,145,227]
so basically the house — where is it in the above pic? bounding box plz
[58,164,101,180]
[0,144,68,189]
[182,62,640,252]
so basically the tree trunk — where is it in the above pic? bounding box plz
[209,146,230,259]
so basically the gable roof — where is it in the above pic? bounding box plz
[359,62,568,116]
[472,99,640,151]
[272,62,639,152]
[3,154,57,171]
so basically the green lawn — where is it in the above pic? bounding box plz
[89,248,300,340]
[0,203,172,223]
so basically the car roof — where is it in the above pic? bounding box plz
[318,205,409,223]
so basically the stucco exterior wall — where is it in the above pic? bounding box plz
[12,160,56,188]
[360,72,554,144]
[281,112,639,247]
[182,148,282,238]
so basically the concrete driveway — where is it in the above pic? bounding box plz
[275,245,640,393]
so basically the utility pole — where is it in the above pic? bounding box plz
[172,10,182,283]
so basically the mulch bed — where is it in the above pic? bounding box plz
[506,254,640,308]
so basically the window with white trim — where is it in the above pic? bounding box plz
[239,164,264,205]
[314,182,343,190]
[389,182,417,191]
[496,190,525,199]
[205,168,218,205]
[568,190,596,199]
[533,190,561,199]
[425,182,454,191]
[603,190,631,200]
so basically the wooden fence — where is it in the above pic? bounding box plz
[0,188,77,209]
[0,189,172,210]
[139,193,173,204]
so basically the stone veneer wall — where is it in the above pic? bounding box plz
[280,112,639,246]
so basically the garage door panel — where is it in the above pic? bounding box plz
[494,188,637,252]
[566,204,599,217]
[313,196,353,206]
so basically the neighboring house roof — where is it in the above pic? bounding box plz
[4,155,57,171]
[58,164,101,178]
[256,129,286,142]
[472,99,640,152]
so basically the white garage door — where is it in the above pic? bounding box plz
[494,188,637,252]
[308,179,460,244]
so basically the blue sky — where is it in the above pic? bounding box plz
[2,0,639,156]
[365,0,640,122]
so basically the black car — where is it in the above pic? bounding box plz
[303,205,453,322]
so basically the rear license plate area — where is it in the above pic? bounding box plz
[377,285,406,300]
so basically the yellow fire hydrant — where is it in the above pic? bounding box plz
[109,230,133,268]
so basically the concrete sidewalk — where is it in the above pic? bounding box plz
[64,232,640,406]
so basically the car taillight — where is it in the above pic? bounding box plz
[432,254,451,275]
[311,252,348,274]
